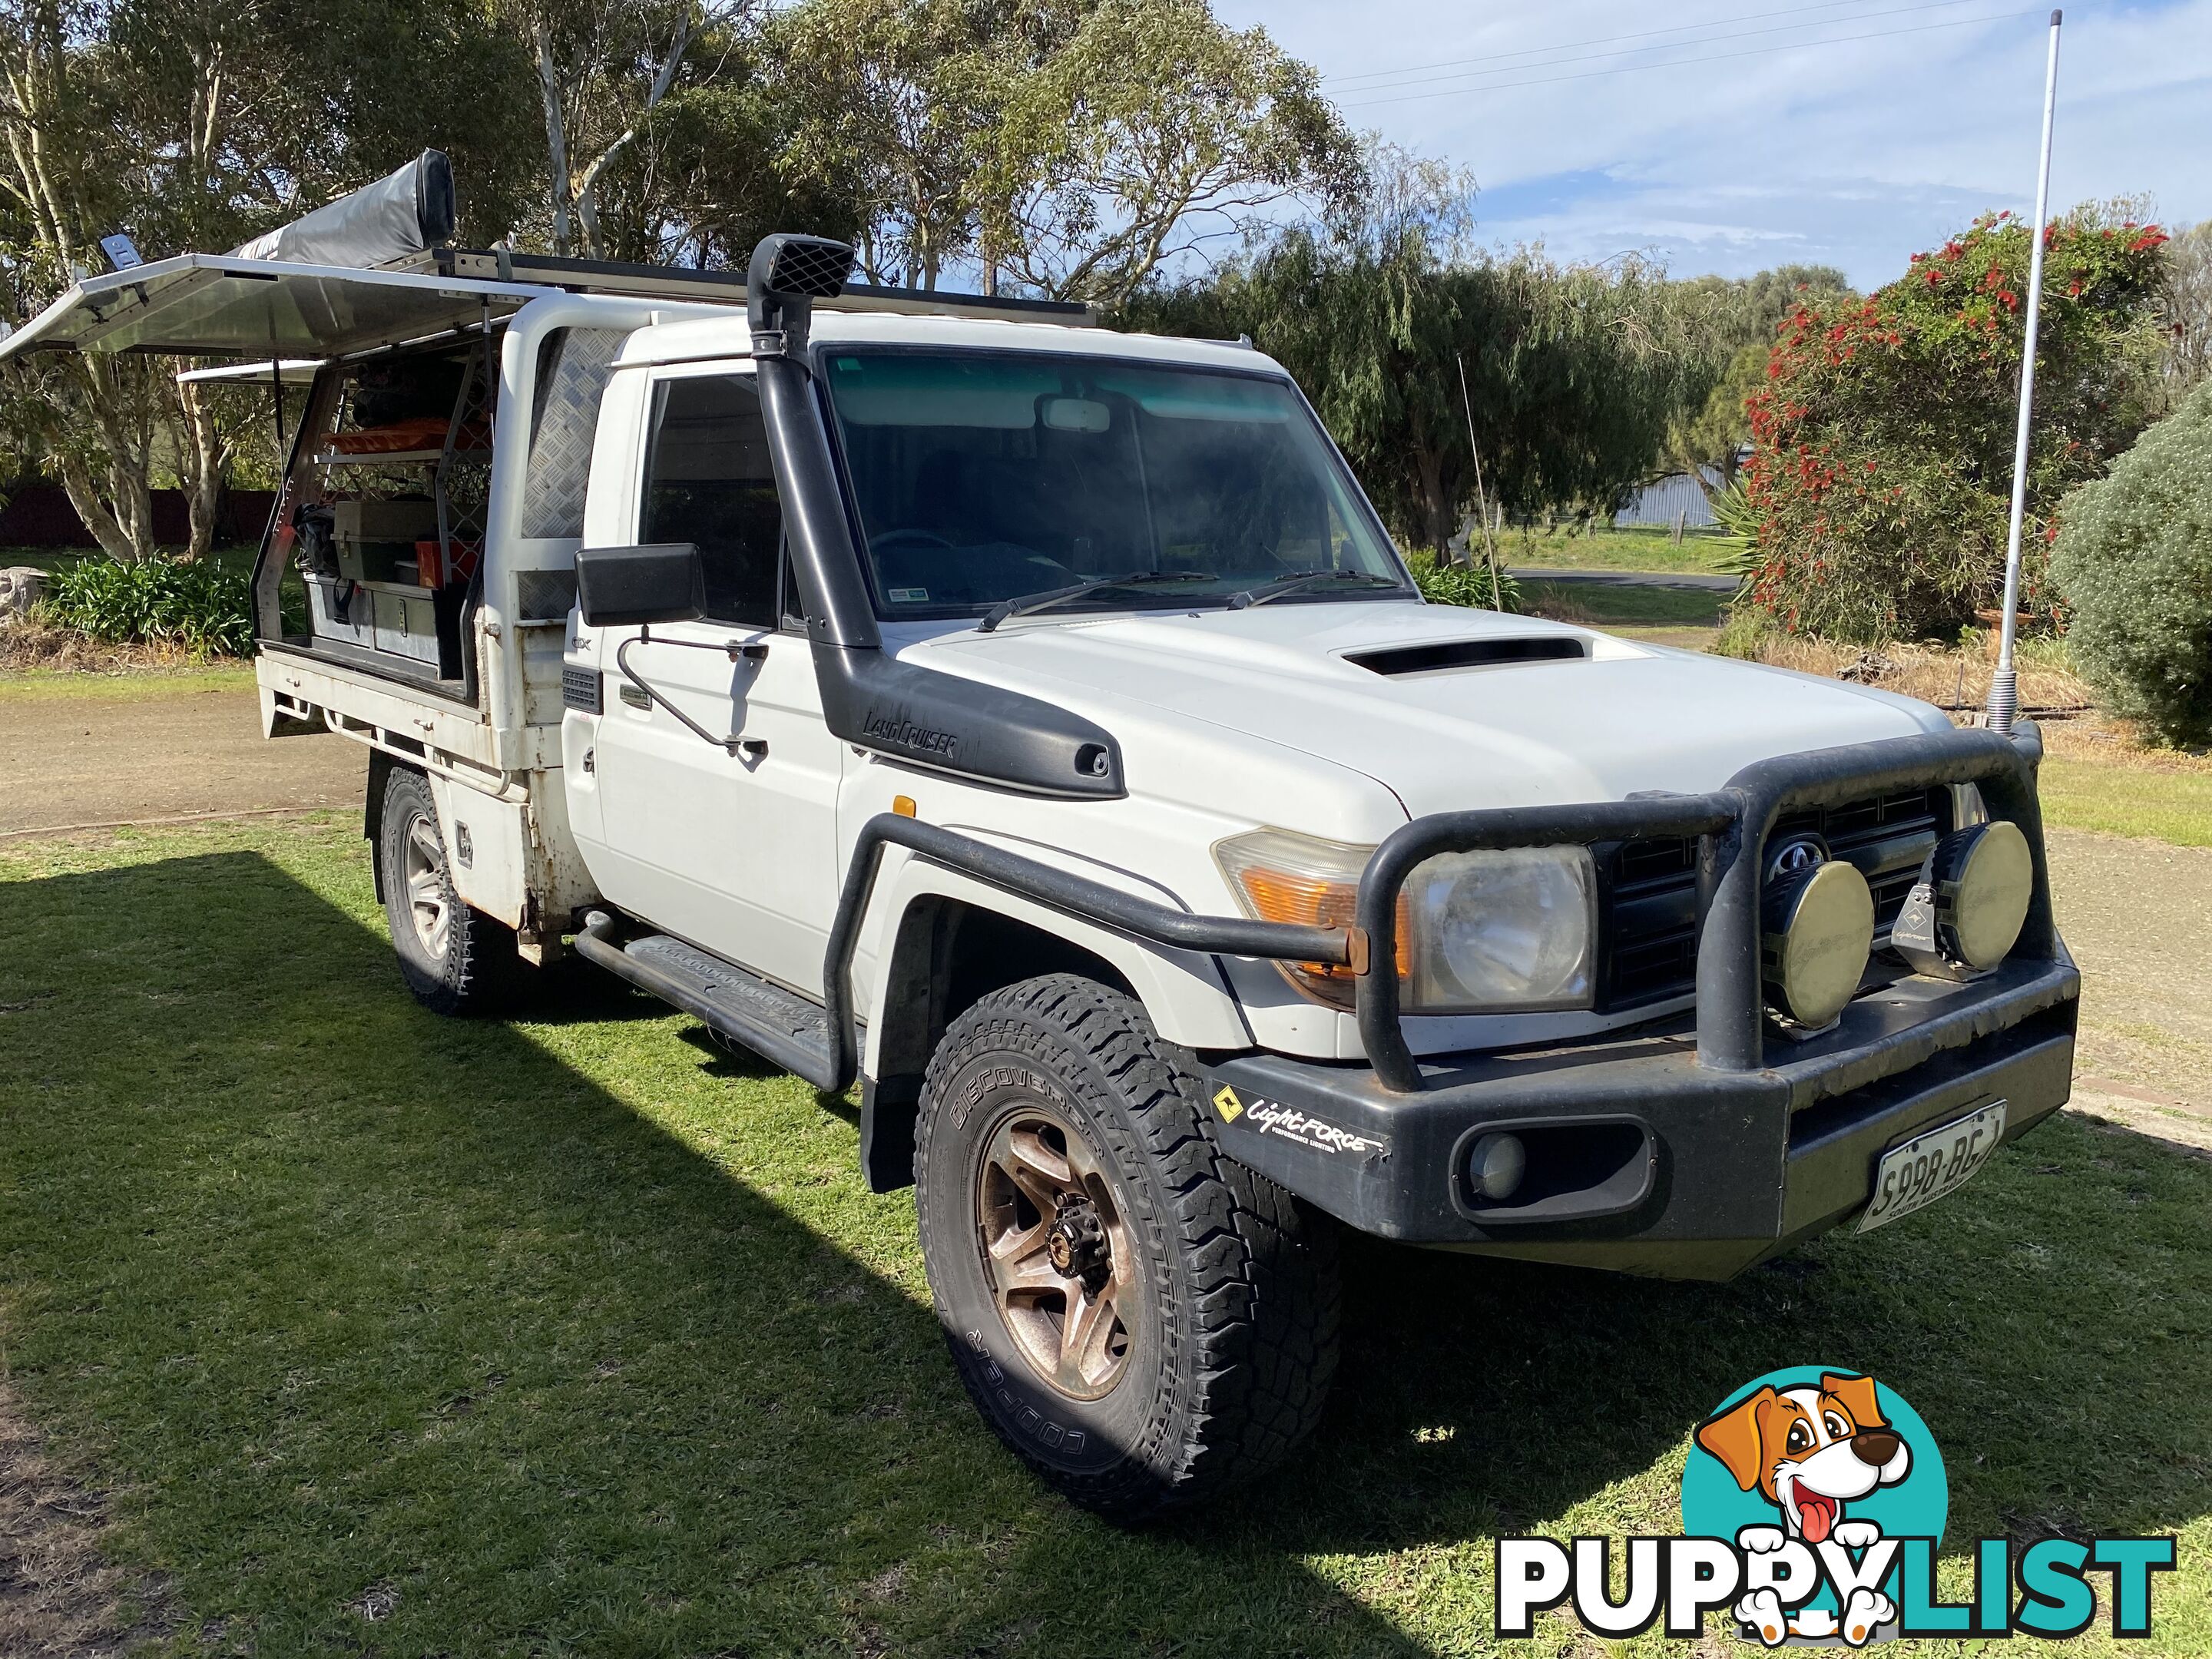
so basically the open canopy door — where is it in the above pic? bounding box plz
[0,254,547,364]
[176,358,324,386]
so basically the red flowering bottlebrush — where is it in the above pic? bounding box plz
[1735,204,2169,641]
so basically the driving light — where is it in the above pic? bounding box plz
[1892,820,2032,979]
[1761,856,1875,1030]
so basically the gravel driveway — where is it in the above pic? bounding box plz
[0,677,363,837]
[2046,830,2212,1154]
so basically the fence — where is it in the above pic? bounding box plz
[1614,471,1720,530]
[0,484,276,550]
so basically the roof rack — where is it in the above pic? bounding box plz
[427,248,1092,323]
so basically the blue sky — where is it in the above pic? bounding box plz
[1218,0,2212,289]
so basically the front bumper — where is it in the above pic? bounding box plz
[1200,946,2078,1280]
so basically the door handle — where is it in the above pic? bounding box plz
[737,738,768,761]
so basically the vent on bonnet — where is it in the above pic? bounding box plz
[1345,637,1585,677]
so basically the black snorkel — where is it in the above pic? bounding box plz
[745,233,1124,798]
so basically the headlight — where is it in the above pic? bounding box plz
[1892,820,2032,979]
[1213,829,1596,1013]
[1401,845,1595,1012]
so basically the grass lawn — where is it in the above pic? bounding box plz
[2,817,2207,1654]
[0,661,256,700]
[1502,525,1743,576]
[1519,578,1733,629]
[2040,755,2212,849]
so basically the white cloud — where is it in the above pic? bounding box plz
[1222,0,2212,286]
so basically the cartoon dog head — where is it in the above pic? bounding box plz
[1695,1373,1911,1543]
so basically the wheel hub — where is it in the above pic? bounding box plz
[1045,1195,1110,1286]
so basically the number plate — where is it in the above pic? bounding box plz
[1858,1100,2008,1233]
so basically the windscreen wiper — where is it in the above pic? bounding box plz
[977,570,1213,632]
[1227,569,1405,610]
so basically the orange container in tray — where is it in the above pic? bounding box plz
[412,538,482,588]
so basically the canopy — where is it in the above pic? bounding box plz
[176,358,325,385]
[0,255,545,364]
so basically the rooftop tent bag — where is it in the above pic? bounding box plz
[231,151,456,269]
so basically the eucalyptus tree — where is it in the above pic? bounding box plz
[760,0,1357,300]
[2161,218,2212,398]
[761,0,1090,290]
[973,0,1363,305]
[1,0,535,558]
[494,0,751,259]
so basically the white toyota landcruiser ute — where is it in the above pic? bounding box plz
[3,169,2078,1518]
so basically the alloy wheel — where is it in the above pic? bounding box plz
[401,810,452,962]
[973,1104,1137,1401]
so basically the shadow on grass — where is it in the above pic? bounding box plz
[2,842,2207,1655]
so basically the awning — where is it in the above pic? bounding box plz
[0,253,549,364]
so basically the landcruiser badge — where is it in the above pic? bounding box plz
[862,710,960,760]
[1211,1084,1245,1123]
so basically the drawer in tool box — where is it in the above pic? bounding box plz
[306,575,445,669]
[369,585,442,666]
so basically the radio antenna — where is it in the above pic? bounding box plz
[1987,9,2063,734]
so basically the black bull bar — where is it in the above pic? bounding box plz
[824,724,2058,1098]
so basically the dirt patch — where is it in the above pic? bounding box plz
[0,1380,173,1655]
[0,682,365,836]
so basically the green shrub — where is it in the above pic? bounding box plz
[1412,555,1520,611]
[2051,382,2212,743]
[1711,603,1774,660]
[41,555,254,657]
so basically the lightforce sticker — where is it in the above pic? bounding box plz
[1210,1085,1388,1159]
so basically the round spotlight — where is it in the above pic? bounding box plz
[1467,1132,1526,1201]
[1942,820,2034,968]
[1761,857,1876,1030]
[1895,820,2033,977]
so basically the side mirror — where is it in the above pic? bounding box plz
[575,544,705,628]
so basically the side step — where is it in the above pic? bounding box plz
[575,912,839,1089]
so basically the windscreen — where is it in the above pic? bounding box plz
[820,349,1409,618]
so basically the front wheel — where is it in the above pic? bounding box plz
[914,975,1339,1520]
[376,768,525,1017]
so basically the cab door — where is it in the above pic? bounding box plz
[583,366,843,995]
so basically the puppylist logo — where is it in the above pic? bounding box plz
[1495,1367,2177,1645]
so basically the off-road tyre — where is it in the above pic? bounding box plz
[376,768,525,1017]
[914,974,1339,1520]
